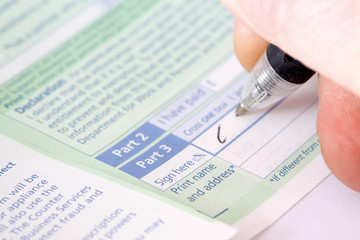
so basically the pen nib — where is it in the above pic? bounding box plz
[236,103,247,116]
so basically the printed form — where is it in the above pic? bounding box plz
[0,0,330,239]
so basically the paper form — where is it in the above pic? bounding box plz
[0,0,330,239]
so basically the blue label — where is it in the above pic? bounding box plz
[95,122,165,167]
[120,134,188,179]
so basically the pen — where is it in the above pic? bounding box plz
[236,43,316,116]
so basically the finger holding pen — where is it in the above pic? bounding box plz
[221,0,360,191]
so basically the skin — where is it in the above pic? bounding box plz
[221,0,360,191]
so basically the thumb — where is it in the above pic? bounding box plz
[221,0,360,96]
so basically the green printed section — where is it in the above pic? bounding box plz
[0,0,96,66]
[0,0,238,223]
[2,0,234,155]
[0,0,161,113]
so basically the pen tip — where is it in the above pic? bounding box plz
[236,104,247,116]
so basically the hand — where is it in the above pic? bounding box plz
[221,0,360,191]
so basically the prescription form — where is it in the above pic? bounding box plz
[0,0,330,238]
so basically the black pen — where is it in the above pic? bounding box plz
[236,43,316,116]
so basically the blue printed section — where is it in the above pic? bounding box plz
[96,122,165,167]
[148,85,215,130]
[120,134,188,179]
[173,80,244,142]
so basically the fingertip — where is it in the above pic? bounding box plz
[317,76,360,191]
[233,20,268,72]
